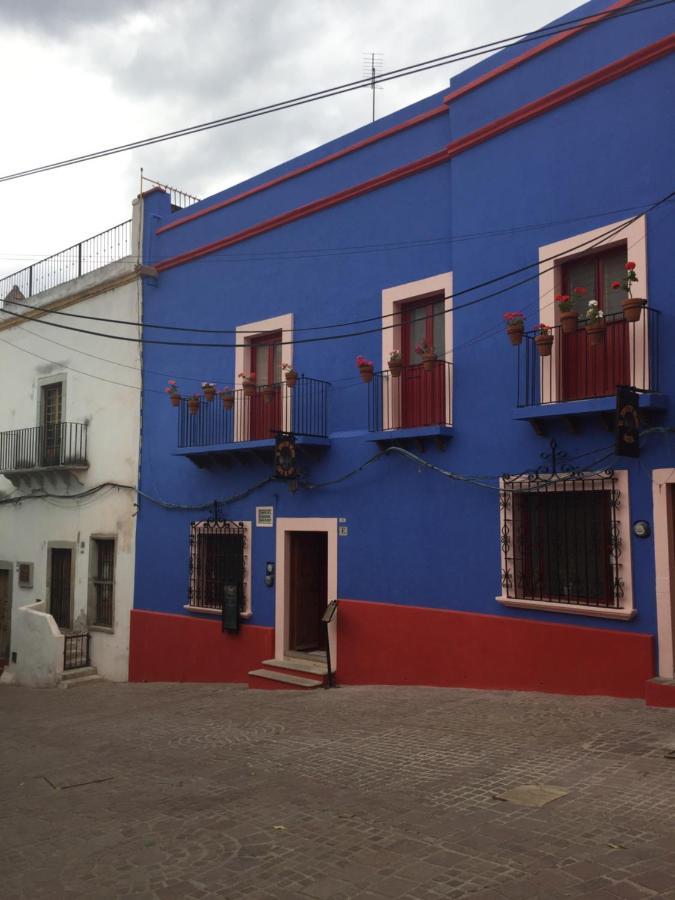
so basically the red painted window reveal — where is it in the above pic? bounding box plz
[249,331,282,440]
[400,297,446,427]
[561,246,629,401]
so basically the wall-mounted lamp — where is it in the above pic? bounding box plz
[633,520,651,539]
[264,561,275,587]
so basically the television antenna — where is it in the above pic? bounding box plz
[362,52,383,122]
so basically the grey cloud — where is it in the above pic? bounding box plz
[2,0,162,36]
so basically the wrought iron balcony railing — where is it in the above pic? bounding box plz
[515,307,660,408]
[177,376,329,449]
[368,360,453,432]
[0,422,88,473]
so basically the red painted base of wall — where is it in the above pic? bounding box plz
[129,610,274,683]
[336,599,655,699]
[645,678,675,708]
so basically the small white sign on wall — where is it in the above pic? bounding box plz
[256,507,274,528]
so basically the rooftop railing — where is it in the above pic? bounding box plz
[0,220,132,302]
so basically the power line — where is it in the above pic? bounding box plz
[2,194,670,349]
[0,0,669,184]
[1,199,656,334]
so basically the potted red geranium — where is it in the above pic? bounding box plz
[415,341,437,372]
[164,379,181,407]
[282,362,298,388]
[534,323,554,357]
[612,261,645,323]
[239,372,256,398]
[219,387,234,410]
[504,312,525,345]
[187,394,201,415]
[556,292,579,334]
[388,350,403,378]
[356,355,374,383]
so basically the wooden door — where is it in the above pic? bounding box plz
[561,248,629,401]
[401,298,445,427]
[0,571,10,661]
[249,333,282,440]
[289,532,328,652]
[41,383,63,466]
[50,549,72,629]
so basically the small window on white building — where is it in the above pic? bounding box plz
[89,538,115,628]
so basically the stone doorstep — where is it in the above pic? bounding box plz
[60,667,103,689]
[247,669,324,690]
[261,656,328,676]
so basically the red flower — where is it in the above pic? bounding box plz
[625,261,636,270]
[573,286,587,296]
[611,280,621,289]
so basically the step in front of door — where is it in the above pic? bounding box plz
[247,669,323,690]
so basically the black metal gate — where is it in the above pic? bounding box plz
[50,548,72,629]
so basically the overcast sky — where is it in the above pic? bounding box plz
[0,0,582,280]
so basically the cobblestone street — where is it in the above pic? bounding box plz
[1,683,674,899]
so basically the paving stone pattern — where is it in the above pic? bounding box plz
[1,683,674,899]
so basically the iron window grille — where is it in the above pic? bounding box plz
[92,539,115,628]
[500,454,623,609]
[188,520,248,612]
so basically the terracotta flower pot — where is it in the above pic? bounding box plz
[187,397,200,415]
[242,380,256,398]
[359,364,374,384]
[535,333,554,357]
[586,321,606,346]
[203,386,216,402]
[221,392,234,410]
[285,370,298,388]
[559,310,578,335]
[421,352,437,372]
[622,297,645,323]
[169,394,181,407]
[388,360,402,378]
[506,324,524,346]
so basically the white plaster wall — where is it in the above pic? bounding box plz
[1,600,64,687]
[0,246,142,682]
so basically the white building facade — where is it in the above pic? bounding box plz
[0,198,148,685]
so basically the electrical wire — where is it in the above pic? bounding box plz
[1,199,660,335]
[2,193,671,350]
[0,0,669,184]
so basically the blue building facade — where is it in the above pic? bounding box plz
[131,0,675,704]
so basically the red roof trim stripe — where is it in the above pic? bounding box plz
[155,36,673,274]
[442,0,636,105]
[156,104,448,234]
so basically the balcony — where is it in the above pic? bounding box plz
[368,360,453,449]
[513,308,666,432]
[0,423,88,486]
[175,376,330,466]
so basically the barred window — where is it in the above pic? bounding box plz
[90,538,115,628]
[501,472,623,610]
[188,521,250,614]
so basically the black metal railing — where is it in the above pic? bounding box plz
[501,470,622,608]
[63,633,90,671]
[0,423,88,472]
[516,308,659,408]
[142,175,201,211]
[177,377,329,448]
[189,520,247,613]
[0,220,132,302]
[368,360,453,432]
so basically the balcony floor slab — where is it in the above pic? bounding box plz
[174,435,330,466]
[513,392,668,424]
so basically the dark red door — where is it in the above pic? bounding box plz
[50,549,72,629]
[249,332,282,440]
[289,532,328,652]
[401,297,445,427]
[561,247,629,401]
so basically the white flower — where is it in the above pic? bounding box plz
[588,299,598,307]
[598,310,604,318]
